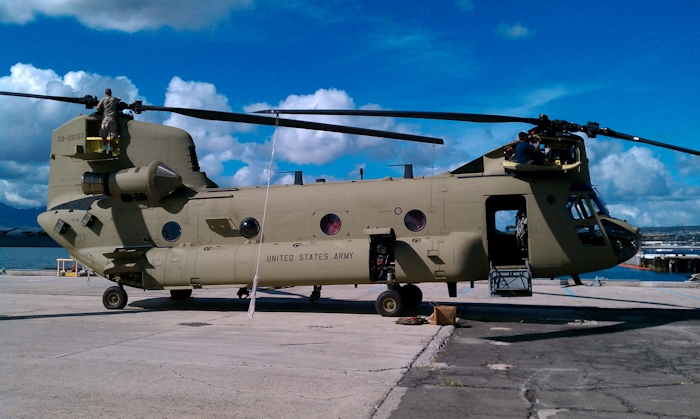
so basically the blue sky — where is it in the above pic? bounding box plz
[0,0,698,226]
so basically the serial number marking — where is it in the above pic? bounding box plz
[56,133,85,142]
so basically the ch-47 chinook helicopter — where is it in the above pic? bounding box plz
[1,91,699,317]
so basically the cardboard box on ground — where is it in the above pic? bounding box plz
[429,305,456,325]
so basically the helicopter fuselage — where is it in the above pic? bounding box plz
[36,115,639,295]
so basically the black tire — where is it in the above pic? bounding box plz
[310,290,321,304]
[400,284,423,308]
[103,286,128,309]
[170,289,192,300]
[375,290,404,317]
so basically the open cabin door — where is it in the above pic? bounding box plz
[364,228,396,282]
[485,195,532,296]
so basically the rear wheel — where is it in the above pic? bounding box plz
[400,284,423,308]
[103,286,128,309]
[170,289,192,300]
[375,290,404,317]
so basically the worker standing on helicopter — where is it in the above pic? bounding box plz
[96,88,120,154]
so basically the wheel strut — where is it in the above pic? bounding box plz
[310,285,322,304]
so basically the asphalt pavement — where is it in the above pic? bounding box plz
[1,275,699,418]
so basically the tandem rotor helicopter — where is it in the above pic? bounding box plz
[1,90,699,317]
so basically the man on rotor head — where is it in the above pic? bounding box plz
[96,88,120,154]
[515,131,544,165]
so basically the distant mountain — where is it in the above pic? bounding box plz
[0,202,44,230]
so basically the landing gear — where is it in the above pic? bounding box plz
[237,288,250,299]
[375,290,404,317]
[572,274,583,286]
[103,286,127,309]
[170,289,192,300]
[310,285,322,304]
[399,284,423,308]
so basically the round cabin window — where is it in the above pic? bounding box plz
[240,218,260,239]
[320,213,341,235]
[404,210,426,232]
[162,221,181,242]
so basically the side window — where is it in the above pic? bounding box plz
[240,218,260,239]
[575,223,605,247]
[162,221,181,242]
[566,195,592,220]
[566,195,605,247]
[404,210,426,232]
[320,214,341,235]
[589,193,609,216]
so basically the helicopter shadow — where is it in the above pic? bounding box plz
[457,301,700,344]
[128,294,437,317]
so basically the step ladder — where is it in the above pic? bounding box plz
[489,260,532,297]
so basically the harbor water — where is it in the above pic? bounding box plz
[0,247,70,270]
[0,247,694,281]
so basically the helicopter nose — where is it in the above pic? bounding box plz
[601,218,641,264]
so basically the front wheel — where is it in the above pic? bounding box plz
[103,286,128,310]
[375,290,404,317]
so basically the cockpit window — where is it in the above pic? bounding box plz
[575,223,605,247]
[566,194,607,247]
[589,193,609,216]
[566,195,592,220]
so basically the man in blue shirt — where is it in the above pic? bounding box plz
[515,131,543,164]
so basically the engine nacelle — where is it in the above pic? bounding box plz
[82,160,182,201]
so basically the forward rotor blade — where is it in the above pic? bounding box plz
[0,91,98,108]
[597,128,700,157]
[255,109,542,125]
[259,108,700,157]
[134,105,443,144]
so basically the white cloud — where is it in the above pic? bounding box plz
[586,137,700,226]
[0,0,254,32]
[592,145,672,197]
[248,88,386,165]
[497,22,534,40]
[162,83,447,186]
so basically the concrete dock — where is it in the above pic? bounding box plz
[1,275,699,418]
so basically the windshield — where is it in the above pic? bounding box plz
[588,193,609,216]
[569,182,610,216]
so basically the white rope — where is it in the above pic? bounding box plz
[248,114,280,320]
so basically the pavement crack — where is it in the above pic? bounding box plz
[54,329,175,358]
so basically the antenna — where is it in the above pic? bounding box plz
[279,171,303,186]
[388,164,413,179]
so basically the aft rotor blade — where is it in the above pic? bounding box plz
[597,128,700,157]
[256,109,542,125]
[134,104,444,144]
[0,91,98,108]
